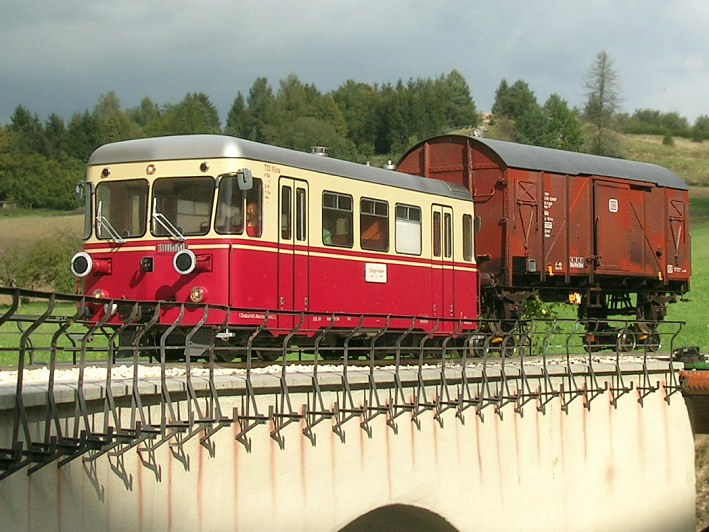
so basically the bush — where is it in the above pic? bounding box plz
[0,230,81,293]
[662,134,675,146]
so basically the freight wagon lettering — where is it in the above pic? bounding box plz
[569,256,585,269]
[667,265,688,274]
[543,192,557,238]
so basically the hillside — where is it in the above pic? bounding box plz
[623,134,709,187]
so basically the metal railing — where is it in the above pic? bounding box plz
[0,286,684,480]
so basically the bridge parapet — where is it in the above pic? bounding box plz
[0,287,696,530]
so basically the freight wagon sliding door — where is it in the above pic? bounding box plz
[278,178,309,331]
[593,181,630,272]
[431,205,454,325]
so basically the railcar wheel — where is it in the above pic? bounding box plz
[255,350,280,362]
[215,350,238,362]
[617,329,636,352]
[372,349,389,360]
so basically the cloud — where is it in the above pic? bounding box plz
[1,0,707,124]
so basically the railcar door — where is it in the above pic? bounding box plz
[278,178,309,332]
[431,205,455,328]
[593,181,630,272]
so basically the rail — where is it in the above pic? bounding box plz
[0,287,685,480]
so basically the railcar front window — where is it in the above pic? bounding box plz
[81,182,93,239]
[152,177,214,237]
[95,179,148,239]
[215,176,263,236]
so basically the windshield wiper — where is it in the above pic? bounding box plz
[96,200,125,244]
[152,199,186,241]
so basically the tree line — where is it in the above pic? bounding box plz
[1,52,707,211]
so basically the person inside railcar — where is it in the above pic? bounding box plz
[246,201,261,237]
[215,176,263,236]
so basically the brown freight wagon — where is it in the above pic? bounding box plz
[397,135,690,348]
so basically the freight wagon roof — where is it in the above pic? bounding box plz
[473,137,688,190]
[88,134,472,201]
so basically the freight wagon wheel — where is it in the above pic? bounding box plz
[583,343,602,354]
[470,335,488,358]
[517,334,532,357]
[501,335,516,358]
[617,329,636,352]
[644,332,661,352]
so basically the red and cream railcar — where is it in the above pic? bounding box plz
[71,135,478,358]
[397,135,690,337]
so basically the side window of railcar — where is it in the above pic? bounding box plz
[322,191,353,247]
[281,185,292,240]
[433,212,442,257]
[153,176,214,236]
[282,185,307,242]
[215,177,263,237]
[96,179,148,239]
[395,204,422,255]
[360,198,389,252]
[444,212,452,258]
[296,187,307,241]
[463,214,473,262]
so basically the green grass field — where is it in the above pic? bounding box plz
[668,222,708,350]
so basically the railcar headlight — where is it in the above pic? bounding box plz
[91,288,108,299]
[189,286,208,303]
[173,249,212,275]
[174,249,197,275]
[71,252,93,277]
[71,252,111,277]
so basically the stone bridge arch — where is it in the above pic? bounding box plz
[342,504,457,531]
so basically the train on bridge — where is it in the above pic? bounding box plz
[69,134,690,359]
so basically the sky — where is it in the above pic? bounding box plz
[1,0,708,126]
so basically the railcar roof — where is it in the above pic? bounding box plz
[88,134,472,201]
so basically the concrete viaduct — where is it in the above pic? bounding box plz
[0,356,698,531]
